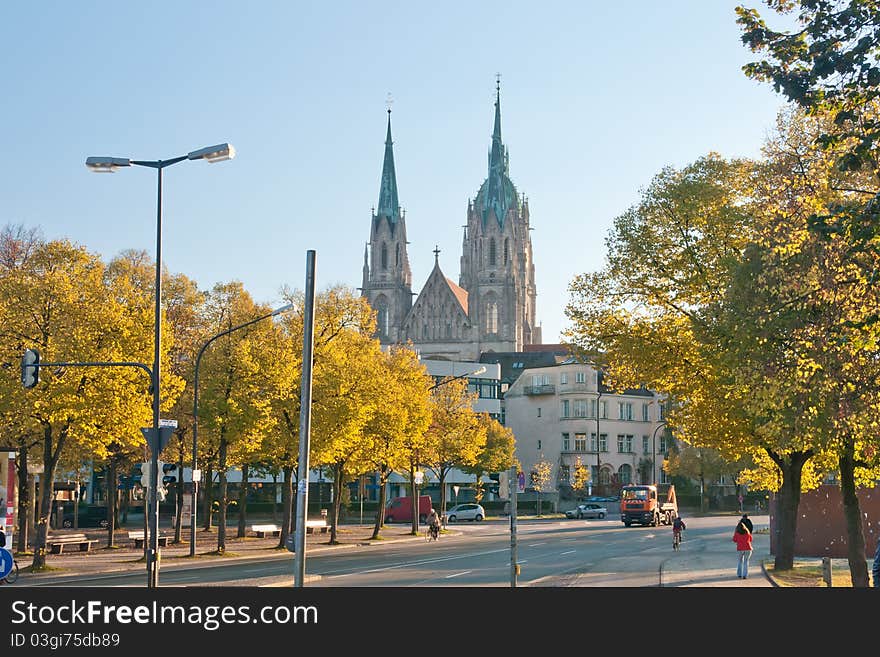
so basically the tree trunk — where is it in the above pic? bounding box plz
[107,458,118,548]
[839,441,869,586]
[329,464,343,545]
[202,463,214,532]
[278,465,294,549]
[237,464,249,538]
[217,438,228,554]
[32,423,66,570]
[16,444,30,554]
[770,449,811,571]
[371,467,389,540]
[173,450,184,544]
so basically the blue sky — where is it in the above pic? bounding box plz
[1,1,789,343]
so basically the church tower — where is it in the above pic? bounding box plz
[459,79,539,353]
[361,106,413,343]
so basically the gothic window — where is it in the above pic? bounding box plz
[374,296,389,337]
[486,299,498,334]
[446,323,452,338]
[504,238,509,265]
[396,243,400,267]
[489,238,497,266]
[381,243,388,270]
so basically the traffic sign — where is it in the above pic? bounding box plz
[0,548,13,579]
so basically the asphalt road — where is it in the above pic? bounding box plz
[13,514,773,587]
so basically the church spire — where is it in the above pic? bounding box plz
[482,75,512,227]
[376,107,400,228]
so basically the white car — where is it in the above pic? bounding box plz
[445,503,485,522]
[564,503,607,519]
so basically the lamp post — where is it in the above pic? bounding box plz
[86,143,235,588]
[651,420,667,486]
[595,386,603,497]
[190,302,294,557]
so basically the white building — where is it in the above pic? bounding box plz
[503,360,670,502]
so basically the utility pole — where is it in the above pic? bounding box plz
[509,465,518,587]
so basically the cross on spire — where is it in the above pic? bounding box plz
[433,245,440,264]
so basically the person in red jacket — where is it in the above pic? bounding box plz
[732,519,753,579]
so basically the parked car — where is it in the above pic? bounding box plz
[61,506,109,529]
[564,503,607,519]
[445,503,485,522]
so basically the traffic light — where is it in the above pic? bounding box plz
[21,348,40,388]
[487,472,500,495]
[162,462,178,486]
[139,462,151,488]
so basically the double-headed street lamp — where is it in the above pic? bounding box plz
[86,143,235,588]
[190,302,294,557]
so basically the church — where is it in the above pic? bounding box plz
[360,81,540,361]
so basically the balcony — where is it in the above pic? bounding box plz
[523,384,556,395]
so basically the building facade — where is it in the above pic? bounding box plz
[503,361,670,500]
[361,81,539,361]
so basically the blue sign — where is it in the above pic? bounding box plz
[0,548,13,579]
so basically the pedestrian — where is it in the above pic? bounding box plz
[872,533,880,588]
[732,519,753,579]
[740,513,753,533]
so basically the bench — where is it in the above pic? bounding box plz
[306,519,329,534]
[127,530,169,549]
[46,533,99,554]
[250,523,282,538]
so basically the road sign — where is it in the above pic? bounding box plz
[159,418,178,428]
[0,548,13,579]
[141,426,174,456]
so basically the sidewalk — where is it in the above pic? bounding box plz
[10,523,420,587]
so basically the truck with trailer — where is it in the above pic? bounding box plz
[619,484,678,527]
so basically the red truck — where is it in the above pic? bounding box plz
[384,495,432,523]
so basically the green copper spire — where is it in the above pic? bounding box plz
[481,78,516,227]
[376,109,400,229]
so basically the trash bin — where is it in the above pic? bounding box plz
[285,533,296,553]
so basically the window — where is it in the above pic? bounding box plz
[618,402,633,421]
[573,399,587,417]
[575,371,586,384]
[618,464,633,485]
[600,401,608,419]
[561,400,569,417]
[381,242,388,270]
[504,238,509,265]
[486,300,498,333]
[489,238,497,265]
[559,464,570,484]
[575,433,587,451]
[532,374,550,386]
[589,399,597,419]
[659,435,668,453]
[642,435,649,453]
[590,433,608,452]
[560,372,568,385]
[642,403,650,422]
[562,433,570,451]
[659,403,666,421]
[617,434,634,453]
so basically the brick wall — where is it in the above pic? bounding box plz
[769,484,880,558]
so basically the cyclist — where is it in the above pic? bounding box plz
[672,515,686,548]
[427,508,441,540]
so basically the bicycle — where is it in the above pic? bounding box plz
[425,525,440,542]
[673,531,683,551]
[1,558,19,584]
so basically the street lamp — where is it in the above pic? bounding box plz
[651,421,667,486]
[190,302,294,557]
[86,143,235,588]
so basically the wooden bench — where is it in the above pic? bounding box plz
[46,533,98,554]
[250,523,282,538]
[127,530,169,549]
[306,519,329,534]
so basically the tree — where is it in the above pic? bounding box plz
[460,413,516,504]
[531,459,553,516]
[360,344,431,540]
[423,375,485,519]
[0,240,167,569]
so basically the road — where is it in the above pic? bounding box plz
[19,514,772,587]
